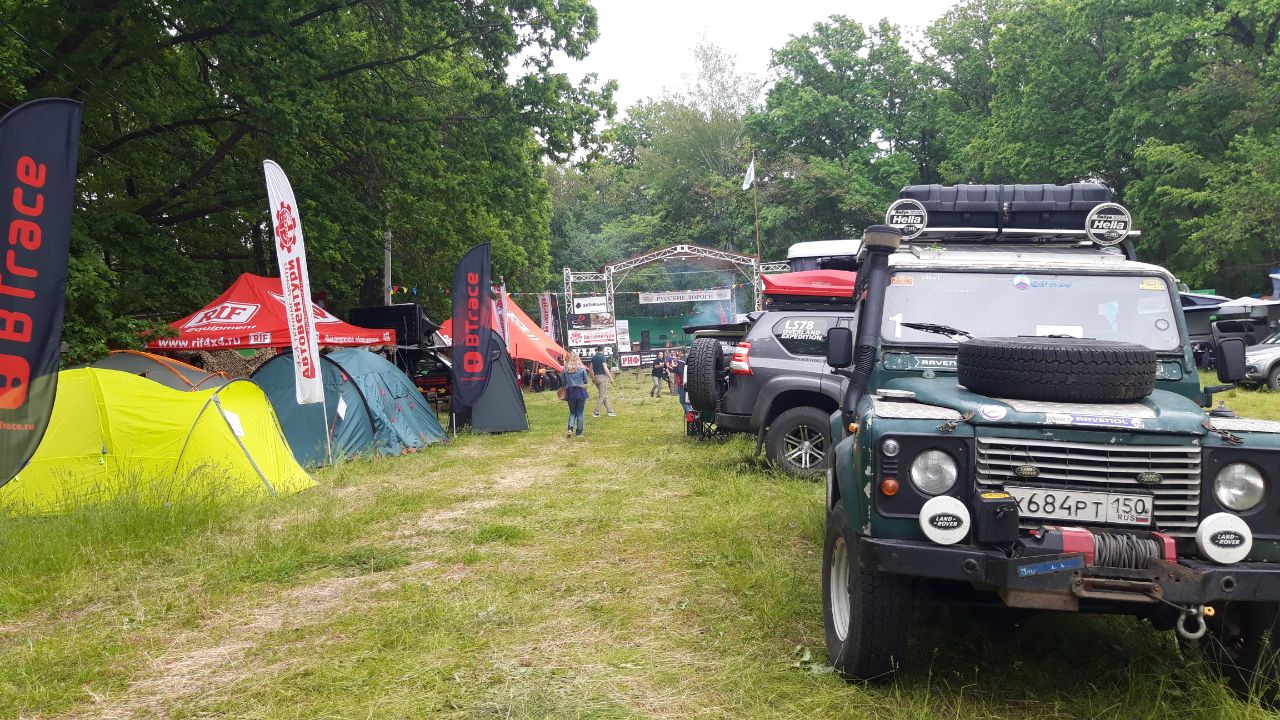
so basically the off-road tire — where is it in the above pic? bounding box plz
[686,338,726,413]
[766,406,832,478]
[1267,365,1280,393]
[1201,601,1279,707]
[823,502,912,681]
[957,336,1156,402]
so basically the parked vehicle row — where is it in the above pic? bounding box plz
[685,183,1278,706]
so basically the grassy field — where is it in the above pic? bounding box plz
[1,371,1278,719]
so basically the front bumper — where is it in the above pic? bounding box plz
[861,537,1280,611]
[1244,364,1265,382]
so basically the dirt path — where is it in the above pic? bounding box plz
[62,447,566,720]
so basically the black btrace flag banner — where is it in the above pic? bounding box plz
[450,243,494,412]
[0,99,83,486]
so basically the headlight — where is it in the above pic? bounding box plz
[910,449,958,495]
[1214,463,1265,511]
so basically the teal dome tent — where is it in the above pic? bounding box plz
[252,348,446,466]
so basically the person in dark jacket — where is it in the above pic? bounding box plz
[649,351,668,397]
[562,353,590,438]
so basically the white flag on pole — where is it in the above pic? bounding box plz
[264,160,324,405]
[741,158,756,191]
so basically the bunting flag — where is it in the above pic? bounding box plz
[264,160,324,405]
[0,99,83,486]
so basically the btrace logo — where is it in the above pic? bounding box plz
[0,155,50,411]
[461,272,486,376]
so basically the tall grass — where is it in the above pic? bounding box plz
[1,386,1277,718]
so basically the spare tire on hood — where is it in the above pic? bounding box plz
[957,337,1157,402]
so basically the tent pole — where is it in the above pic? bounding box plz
[320,390,334,466]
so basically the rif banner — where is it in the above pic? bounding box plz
[263,160,323,405]
[450,243,494,412]
[0,99,82,486]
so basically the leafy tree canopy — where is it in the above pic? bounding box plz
[0,0,613,361]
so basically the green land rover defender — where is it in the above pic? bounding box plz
[822,184,1279,703]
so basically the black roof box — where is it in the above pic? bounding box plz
[898,183,1112,230]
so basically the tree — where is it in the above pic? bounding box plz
[0,0,613,360]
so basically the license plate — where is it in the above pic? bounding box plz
[1005,486,1152,526]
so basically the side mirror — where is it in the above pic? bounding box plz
[1216,336,1247,383]
[826,326,854,369]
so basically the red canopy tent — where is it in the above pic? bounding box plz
[146,273,394,351]
[438,293,566,371]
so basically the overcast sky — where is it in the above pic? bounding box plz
[551,0,959,112]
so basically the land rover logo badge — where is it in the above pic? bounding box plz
[929,513,962,530]
[885,198,928,240]
[1084,202,1133,246]
[1136,472,1162,486]
[1211,530,1245,548]
[1014,465,1039,479]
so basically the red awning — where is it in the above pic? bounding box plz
[761,270,856,298]
[145,273,395,351]
[439,293,566,371]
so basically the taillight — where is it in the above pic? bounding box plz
[731,341,752,375]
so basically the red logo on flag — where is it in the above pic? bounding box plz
[275,202,298,254]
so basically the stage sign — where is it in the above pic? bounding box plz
[567,326,616,347]
[638,288,731,304]
[571,295,608,314]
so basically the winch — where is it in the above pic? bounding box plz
[1023,525,1178,569]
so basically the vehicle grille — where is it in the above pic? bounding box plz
[975,437,1201,537]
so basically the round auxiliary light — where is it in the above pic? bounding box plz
[1084,202,1133,247]
[881,438,900,457]
[910,449,958,495]
[880,478,900,497]
[1213,463,1266,511]
[919,495,969,545]
[884,200,927,241]
[1196,512,1253,565]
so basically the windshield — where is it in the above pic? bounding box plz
[881,272,1182,351]
[1258,330,1280,346]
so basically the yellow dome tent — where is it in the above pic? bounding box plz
[1,368,314,514]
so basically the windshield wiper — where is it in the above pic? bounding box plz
[900,322,972,340]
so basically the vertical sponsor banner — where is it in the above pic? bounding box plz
[615,319,631,352]
[0,99,82,486]
[263,160,323,405]
[494,281,510,341]
[451,243,493,411]
[538,292,555,336]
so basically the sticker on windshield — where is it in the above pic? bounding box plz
[1139,278,1165,291]
[1013,275,1072,290]
[1155,318,1170,331]
[1098,301,1120,331]
[890,276,914,287]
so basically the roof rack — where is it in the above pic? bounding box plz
[885,184,1139,254]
